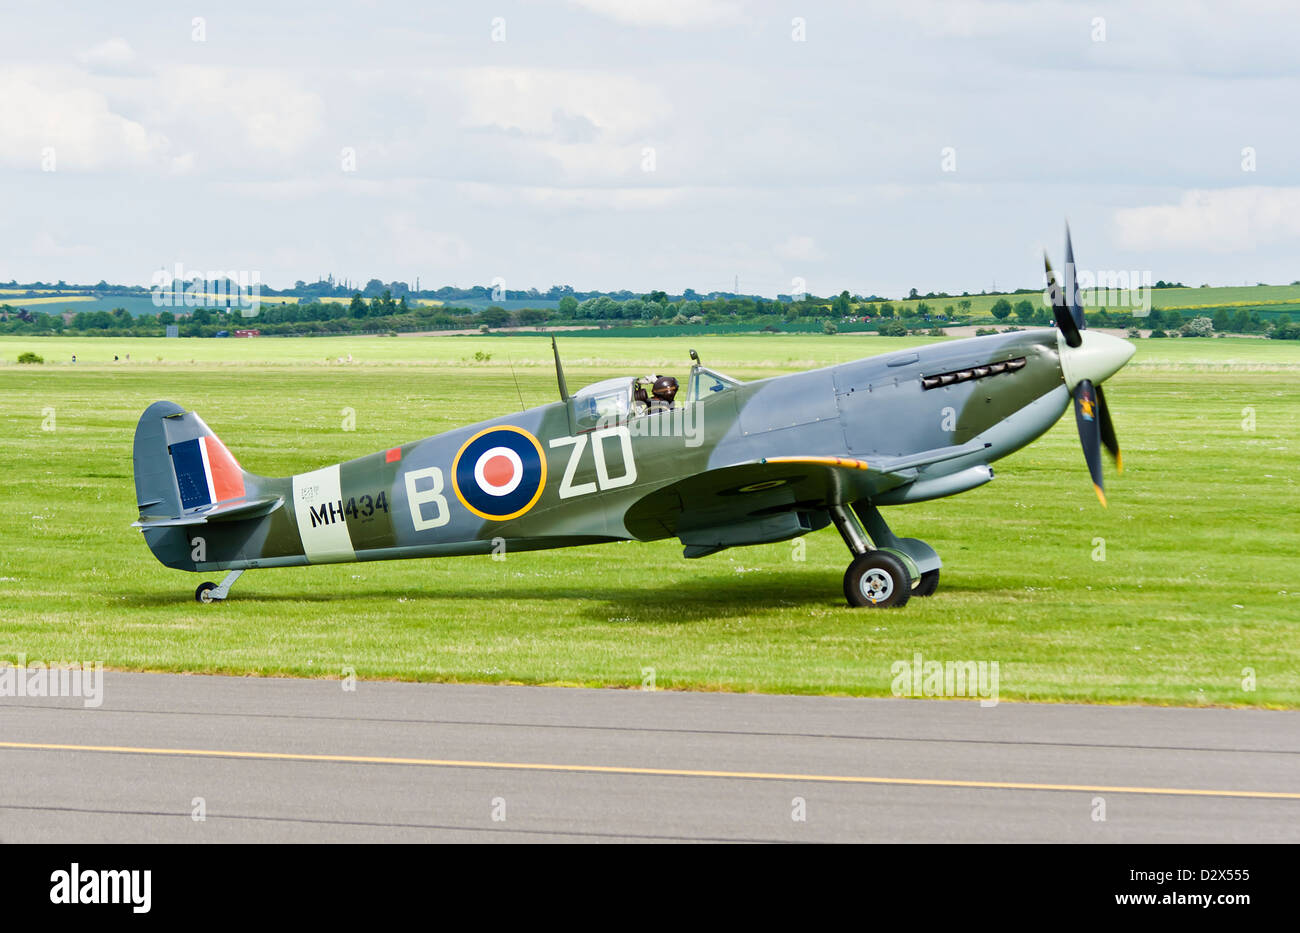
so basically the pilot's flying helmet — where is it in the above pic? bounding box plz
[652,375,678,401]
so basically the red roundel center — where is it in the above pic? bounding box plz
[483,454,515,487]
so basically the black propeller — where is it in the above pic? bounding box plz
[1096,385,1121,470]
[1064,225,1087,333]
[1043,254,1082,348]
[1072,379,1107,506]
[1046,226,1123,506]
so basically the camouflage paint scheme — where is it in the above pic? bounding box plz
[132,327,1134,601]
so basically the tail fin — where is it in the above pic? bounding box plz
[132,401,280,568]
[133,401,251,518]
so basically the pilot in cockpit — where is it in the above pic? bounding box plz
[649,375,678,411]
[633,374,679,414]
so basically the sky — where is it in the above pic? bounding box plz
[3,0,1300,298]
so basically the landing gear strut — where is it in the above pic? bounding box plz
[195,569,244,603]
[830,503,942,608]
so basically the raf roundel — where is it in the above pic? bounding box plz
[451,426,547,521]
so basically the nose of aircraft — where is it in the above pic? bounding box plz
[1058,329,1136,390]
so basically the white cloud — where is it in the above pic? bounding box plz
[895,1,1047,40]
[439,66,674,185]
[551,109,601,144]
[775,235,824,262]
[565,0,746,29]
[0,63,326,174]
[0,67,171,171]
[31,231,93,258]
[457,182,684,211]
[384,213,472,267]
[453,67,671,140]
[1114,187,1300,252]
[77,38,146,77]
[4,2,1300,291]
[151,67,325,159]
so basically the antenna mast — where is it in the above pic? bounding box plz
[551,336,570,401]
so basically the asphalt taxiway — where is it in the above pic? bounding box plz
[2,673,1297,842]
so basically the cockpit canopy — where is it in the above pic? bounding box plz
[571,367,739,428]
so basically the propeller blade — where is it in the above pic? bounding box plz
[1095,384,1121,473]
[1044,253,1082,347]
[1074,379,1106,506]
[1064,223,1086,332]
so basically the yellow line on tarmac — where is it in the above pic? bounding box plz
[1,740,1297,800]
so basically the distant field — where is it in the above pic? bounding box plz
[0,292,445,315]
[1,333,1296,706]
[451,296,563,311]
[1,296,167,317]
[7,283,1300,322]
[875,283,1300,319]
[1,332,945,370]
[1143,284,1300,309]
[177,294,443,307]
[3,332,1299,371]
[7,295,95,306]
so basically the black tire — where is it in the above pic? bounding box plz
[195,581,217,603]
[913,569,940,597]
[844,552,911,609]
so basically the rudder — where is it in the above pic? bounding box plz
[133,400,273,570]
[133,400,249,519]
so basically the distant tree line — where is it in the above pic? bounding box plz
[3,285,1299,339]
[0,288,949,337]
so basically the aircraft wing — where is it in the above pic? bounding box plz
[623,440,991,544]
[622,455,899,542]
[133,494,284,529]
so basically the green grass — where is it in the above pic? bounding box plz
[5,332,1300,371]
[1,335,1297,706]
[1,333,944,370]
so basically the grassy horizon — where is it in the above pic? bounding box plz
[6,280,1300,310]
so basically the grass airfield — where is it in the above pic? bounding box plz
[1,333,1297,706]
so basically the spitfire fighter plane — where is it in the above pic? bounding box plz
[133,232,1134,607]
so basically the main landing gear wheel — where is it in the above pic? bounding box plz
[195,582,218,603]
[844,552,911,609]
[913,569,940,597]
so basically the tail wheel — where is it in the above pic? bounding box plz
[913,569,940,597]
[844,552,911,609]
[195,582,218,603]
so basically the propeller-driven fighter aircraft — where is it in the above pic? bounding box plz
[133,230,1134,607]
